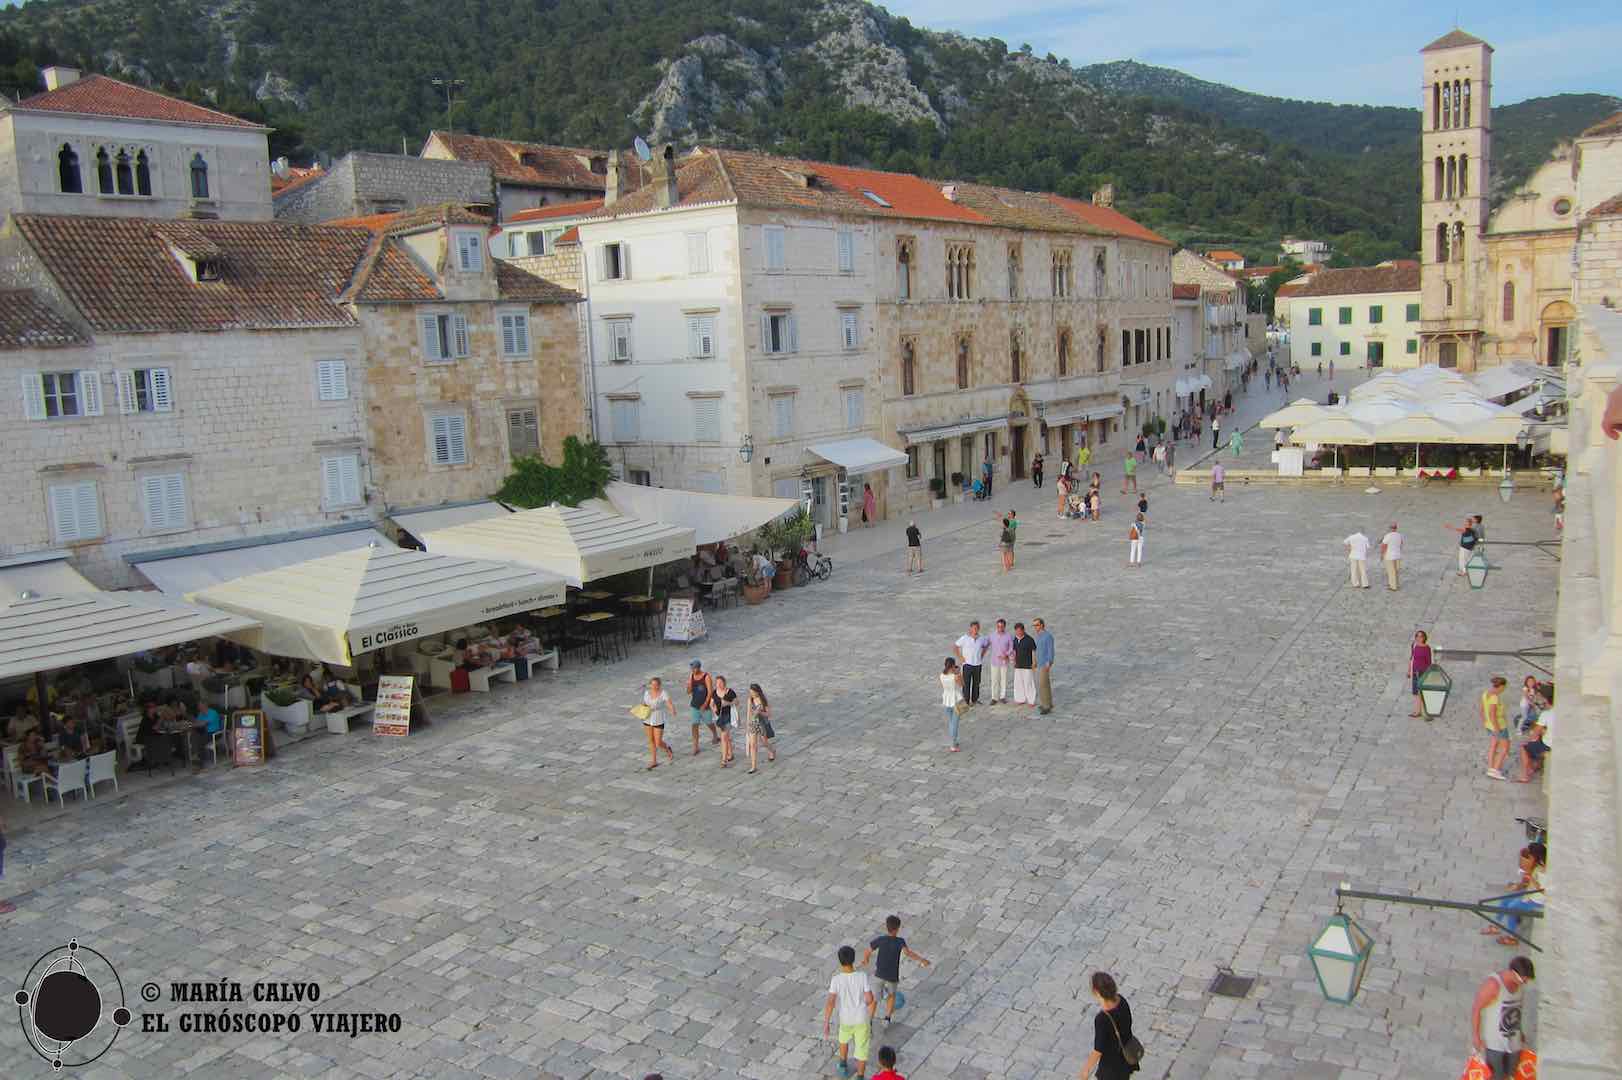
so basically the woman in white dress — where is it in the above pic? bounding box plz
[636,677,676,770]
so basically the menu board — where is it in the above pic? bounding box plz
[373,674,413,737]
[230,709,268,767]
[663,597,707,643]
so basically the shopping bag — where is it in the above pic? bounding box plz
[1459,1054,1491,1080]
[1515,1049,1538,1080]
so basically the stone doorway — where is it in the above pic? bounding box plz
[1010,425,1027,479]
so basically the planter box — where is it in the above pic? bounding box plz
[1374,467,1397,477]
[262,696,311,733]
[742,581,770,605]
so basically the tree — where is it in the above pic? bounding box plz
[495,436,613,509]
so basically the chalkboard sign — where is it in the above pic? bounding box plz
[230,709,269,767]
[663,597,706,643]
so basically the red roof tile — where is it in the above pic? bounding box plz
[556,227,580,244]
[1587,192,1622,219]
[1043,194,1172,247]
[1172,283,1201,300]
[0,289,87,349]
[494,261,582,305]
[504,199,605,224]
[10,74,265,129]
[1203,249,1244,261]
[424,132,632,193]
[327,211,404,232]
[1288,263,1420,298]
[270,165,324,195]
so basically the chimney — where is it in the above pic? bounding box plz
[42,66,81,92]
[940,184,957,202]
[653,144,678,210]
[1092,183,1115,208]
[605,151,621,206]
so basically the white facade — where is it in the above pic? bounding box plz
[1281,238,1330,265]
[1287,290,1423,371]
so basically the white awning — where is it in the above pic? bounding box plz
[1041,408,1089,426]
[391,500,509,536]
[1084,403,1125,421]
[807,437,910,475]
[0,591,259,681]
[131,526,395,595]
[596,482,798,545]
[1508,388,1563,415]
[418,504,696,589]
[188,546,566,667]
[0,551,97,598]
[897,417,1008,447]
[1470,362,1547,400]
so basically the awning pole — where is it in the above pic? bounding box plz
[35,670,49,728]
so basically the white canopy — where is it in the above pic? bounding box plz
[132,526,394,595]
[419,504,696,589]
[1470,362,1548,400]
[0,590,259,681]
[1290,416,1378,446]
[898,417,1007,447]
[806,437,910,475]
[1344,396,1414,428]
[1452,415,1527,444]
[0,551,97,598]
[1508,387,1564,415]
[391,500,509,536]
[188,545,565,667]
[1259,398,1332,428]
[1377,412,1467,443]
[1084,403,1126,421]
[597,482,798,546]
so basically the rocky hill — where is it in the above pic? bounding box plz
[1,0,1614,262]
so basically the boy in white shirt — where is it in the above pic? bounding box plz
[823,945,876,1078]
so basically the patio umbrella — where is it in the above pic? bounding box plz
[1375,412,1466,470]
[1259,398,1331,428]
[1289,416,1377,472]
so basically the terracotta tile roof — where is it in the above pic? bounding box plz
[1203,249,1244,261]
[9,74,265,129]
[343,233,445,305]
[1237,266,1280,279]
[380,204,492,235]
[1172,283,1201,300]
[424,132,629,192]
[1275,282,1308,299]
[11,214,437,332]
[327,211,405,232]
[1581,112,1622,139]
[1587,192,1622,219]
[1422,29,1490,52]
[270,165,324,194]
[556,227,580,244]
[504,199,605,224]
[1043,193,1172,246]
[1288,263,1420,298]
[494,261,582,305]
[0,289,87,349]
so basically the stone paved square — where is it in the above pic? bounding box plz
[1,402,1556,1079]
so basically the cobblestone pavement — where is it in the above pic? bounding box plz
[1,378,1557,1080]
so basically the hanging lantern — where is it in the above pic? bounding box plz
[1417,664,1453,718]
[1466,550,1490,589]
[1498,475,1514,503]
[1308,911,1375,1004]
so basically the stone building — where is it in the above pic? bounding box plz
[419,132,637,221]
[1418,30,1622,369]
[1173,249,1254,404]
[1283,262,1423,371]
[0,208,583,588]
[0,66,272,223]
[576,146,1173,529]
[272,151,494,224]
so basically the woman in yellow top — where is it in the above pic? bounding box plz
[1482,676,1511,779]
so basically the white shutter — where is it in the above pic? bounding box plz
[140,475,165,529]
[149,367,172,412]
[772,395,793,437]
[322,454,343,505]
[20,372,45,421]
[419,314,443,361]
[687,316,715,358]
[619,243,630,280]
[841,311,858,350]
[77,370,102,416]
[513,315,530,355]
[501,315,517,356]
[837,229,854,272]
[693,397,720,441]
[316,360,346,401]
[116,370,138,414]
[687,232,708,274]
[765,227,784,271]
[446,415,466,464]
[163,474,186,527]
[787,314,799,353]
[760,314,771,353]
[430,415,450,463]
[844,388,864,429]
[451,314,469,358]
[49,483,86,542]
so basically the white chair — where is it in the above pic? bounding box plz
[44,759,89,805]
[203,729,223,765]
[119,713,146,767]
[5,745,44,803]
[86,751,118,797]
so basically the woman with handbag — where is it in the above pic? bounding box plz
[634,677,676,770]
[714,675,738,768]
[941,657,966,753]
[745,683,776,774]
[1080,971,1140,1079]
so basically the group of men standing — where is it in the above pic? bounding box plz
[1343,523,1405,590]
[953,618,1056,714]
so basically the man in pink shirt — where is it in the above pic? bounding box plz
[1210,461,1226,502]
[985,619,1014,705]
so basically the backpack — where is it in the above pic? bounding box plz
[1000,527,1014,545]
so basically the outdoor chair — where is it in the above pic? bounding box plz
[137,733,178,776]
[4,745,45,803]
[43,759,89,806]
[86,751,119,797]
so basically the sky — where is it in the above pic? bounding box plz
[877,1,1622,107]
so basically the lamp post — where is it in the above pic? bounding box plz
[1498,474,1514,503]
[1466,549,1490,589]
[737,434,753,464]
[1416,664,1453,718]
[430,76,465,133]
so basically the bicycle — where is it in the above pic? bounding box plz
[795,545,833,584]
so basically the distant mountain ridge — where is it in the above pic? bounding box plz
[0,0,1615,264]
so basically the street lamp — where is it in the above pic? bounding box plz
[1416,664,1453,718]
[1307,910,1375,1005]
[1498,474,1514,503]
[430,76,465,133]
[1466,550,1490,589]
[738,434,754,464]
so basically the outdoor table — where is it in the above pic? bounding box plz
[621,595,656,640]
[575,611,621,663]
[155,719,194,767]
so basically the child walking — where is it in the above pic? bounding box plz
[861,915,931,1024]
[823,945,876,1078]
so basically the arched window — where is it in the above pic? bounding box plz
[1502,281,1515,322]
[897,242,911,300]
[1452,222,1465,263]
[1459,155,1467,196]
[1446,157,1456,199]
[956,337,971,389]
[1463,80,1471,125]
[1007,244,1021,299]
[189,153,209,199]
[1433,83,1442,129]
[1094,249,1107,297]
[1009,329,1022,383]
[1096,326,1107,372]
[134,150,152,196]
[1445,282,1454,307]
[1453,80,1462,127]
[1434,157,1444,200]
[114,149,133,195]
[1058,329,1070,376]
[95,148,113,194]
[901,340,916,396]
[57,144,82,194]
[1436,223,1450,263]
[1441,84,1451,129]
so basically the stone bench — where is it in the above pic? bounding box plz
[324,703,376,735]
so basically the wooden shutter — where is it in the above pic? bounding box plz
[50,482,98,542]
[20,372,45,420]
[500,315,517,356]
[116,371,137,414]
[845,388,863,429]
[148,367,172,412]
[507,408,539,456]
[514,315,530,355]
[323,453,360,505]
[316,360,346,401]
[837,229,854,272]
[693,396,720,441]
[430,415,450,463]
[77,370,102,416]
[787,314,799,353]
[760,314,772,353]
[141,475,166,529]
[445,415,466,463]
[451,314,470,358]
[841,311,858,350]
[419,314,443,361]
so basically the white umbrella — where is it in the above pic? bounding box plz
[1259,398,1331,428]
[1290,416,1378,446]
[1344,396,1414,429]
[420,504,697,589]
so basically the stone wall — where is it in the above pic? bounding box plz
[274,153,495,224]
[1573,216,1622,310]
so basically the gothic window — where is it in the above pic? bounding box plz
[1096,326,1107,372]
[190,154,210,199]
[95,148,113,194]
[1435,223,1450,263]
[1433,83,1442,130]
[1445,282,1454,307]
[901,339,916,396]
[114,150,133,195]
[897,241,912,300]
[1459,156,1467,196]
[57,144,81,194]
[946,243,975,301]
[1452,222,1465,263]
[1010,329,1022,383]
[1453,80,1462,128]
[1502,281,1515,322]
[1433,158,1443,200]
[1007,244,1021,299]
[1052,249,1072,298]
[956,336,971,389]
[1441,84,1451,129]
[1057,329,1070,376]
[1094,249,1107,297]
[1446,157,1456,199]
[134,150,151,196]
[1463,80,1471,125]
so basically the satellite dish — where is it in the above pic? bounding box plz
[633,137,653,162]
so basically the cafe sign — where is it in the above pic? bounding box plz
[346,585,562,655]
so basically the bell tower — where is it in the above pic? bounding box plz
[1418,29,1492,370]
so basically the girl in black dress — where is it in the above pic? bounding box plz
[1080,971,1139,1079]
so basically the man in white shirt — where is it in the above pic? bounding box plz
[1344,529,1371,589]
[1379,522,1404,591]
[954,621,988,706]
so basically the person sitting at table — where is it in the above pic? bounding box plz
[191,703,224,764]
[136,700,161,744]
[452,638,488,671]
[507,627,540,656]
[56,714,89,760]
[19,731,49,776]
[5,704,39,741]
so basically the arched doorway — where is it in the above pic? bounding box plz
[1539,300,1575,366]
[1007,388,1033,480]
